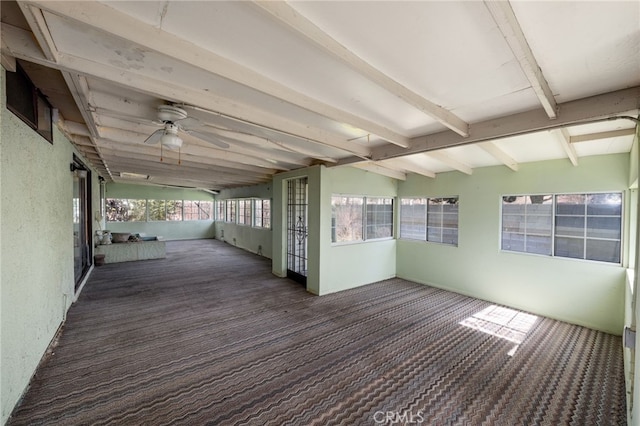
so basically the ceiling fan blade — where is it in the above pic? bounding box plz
[175,117,201,129]
[188,130,230,149]
[144,129,164,145]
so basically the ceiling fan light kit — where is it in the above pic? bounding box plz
[160,123,183,150]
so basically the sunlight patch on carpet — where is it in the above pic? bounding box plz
[459,305,538,356]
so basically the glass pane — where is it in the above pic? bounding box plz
[586,217,621,240]
[148,200,166,221]
[502,196,526,214]
[442,228,458,245]
[166,200,183,221]
[400,200,426,240]
[331,196,363,243]
[525,235,552,255]
[427,227,442,243]
[502,215,525,233]
[555,237,584,259]
[555,216,585,237]
[502,232,525,252]
[427,212,442,227]
[525,215,552,236]
[586,193,622,216]
[586,239,621,263]
[556,194,585,215]
[442,213,458,229]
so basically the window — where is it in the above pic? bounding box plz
[331,195,394,243]
[148,200,167,221]
[106,199,213,222]
[254,199,271,228]
[225,200,236,223]
[184,201,213,221]
[501,192,622,263]
[237,200,252,225]
[399,198,427,240]
[555,193,622,263]
[331,196,364,243]
[428,198,459,245]
[166,200,183,221]
[6,63,53,143]
[106,199,147,222]
[501,195,552,255]
[366,197,393,239]
[216,200,225,222]
[399,197,459,246]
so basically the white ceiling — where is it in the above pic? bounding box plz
[2,0,638,190]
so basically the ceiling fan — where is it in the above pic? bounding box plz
[144,105,230,151]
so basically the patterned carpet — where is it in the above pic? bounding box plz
[9,239,626,425]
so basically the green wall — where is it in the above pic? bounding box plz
[397,154,629,334]
[0,68,101,423]
[105,183,215,241]
[215,183,273,259]
[318,166,397,295]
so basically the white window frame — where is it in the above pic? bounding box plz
[399,196,459,246]
[331,195,394,245]
[500,191,623,264]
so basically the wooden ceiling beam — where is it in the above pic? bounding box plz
[427,151,473,175]
[381,158,436,179]
[350,162,407,181]
[365,86,640,162]
[478,141,519,171]
[553,128,579,166]
[484,1,557,119]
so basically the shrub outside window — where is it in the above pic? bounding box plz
[331,196,364,243]
[106,199,147,222]
[106,198,214,222]
[167,200,183,221]
[148,200,167,221]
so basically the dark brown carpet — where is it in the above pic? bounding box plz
[9,239,626,425]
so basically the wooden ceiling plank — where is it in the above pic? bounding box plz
[25,1,410,148]
[478,141,519,171]
[484,1,557,118]
[254,1,469,138]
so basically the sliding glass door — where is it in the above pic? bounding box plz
[72,156,92,290]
